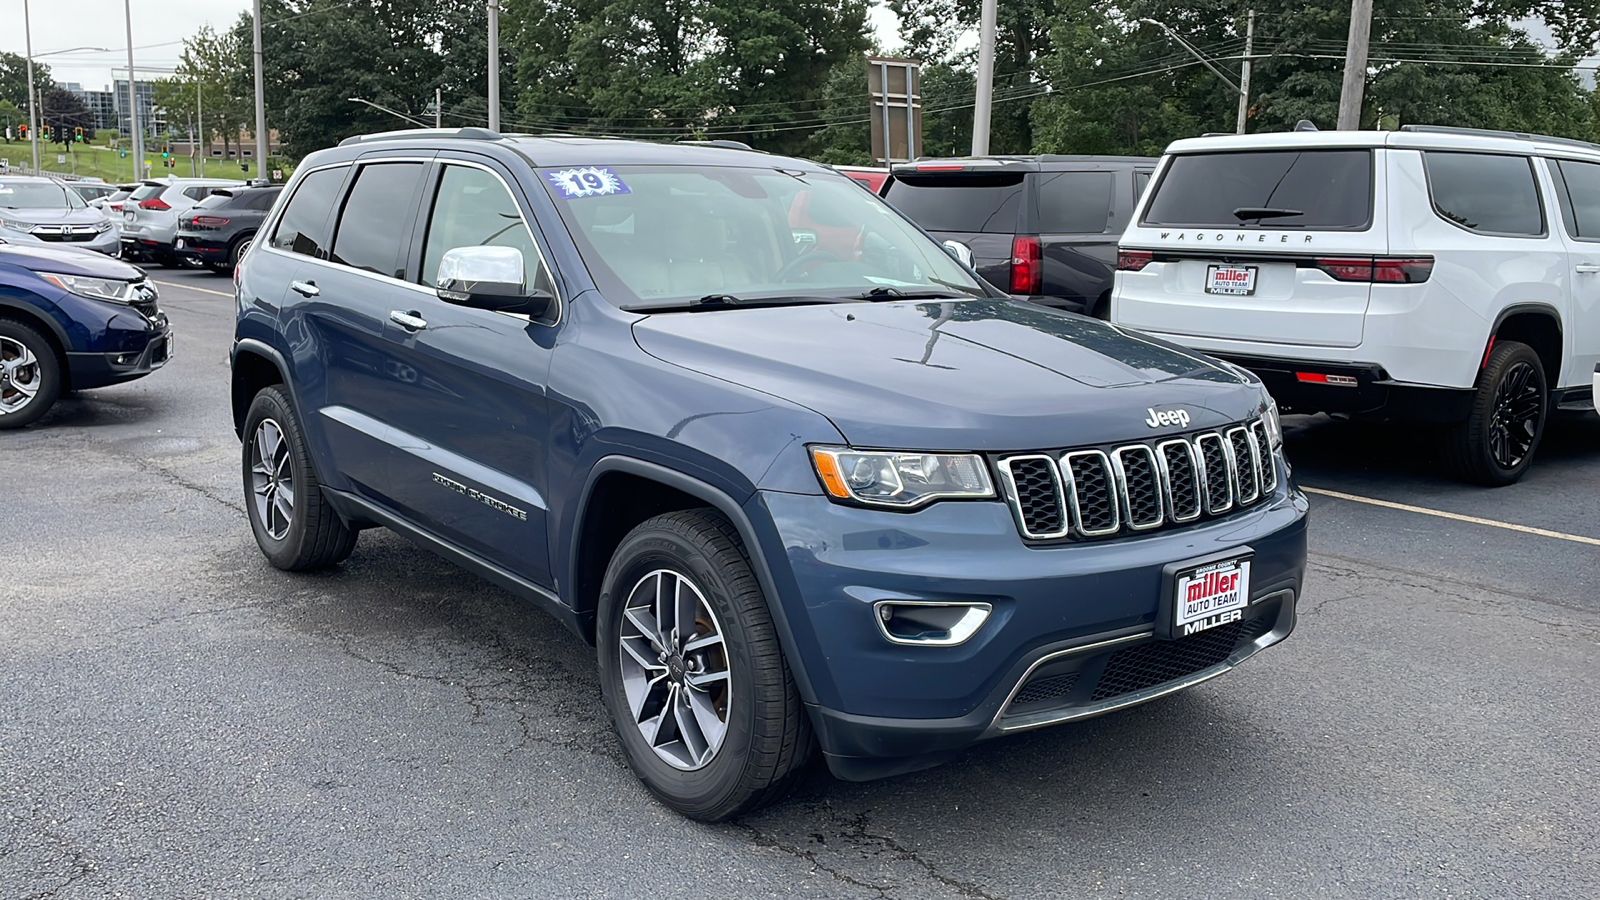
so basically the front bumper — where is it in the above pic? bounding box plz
[65,314,172,389]
[4,228,120,256]
[756,477,1309,780]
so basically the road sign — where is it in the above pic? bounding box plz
[272,169,282,181]
[57,154,66,165]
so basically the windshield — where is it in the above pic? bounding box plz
[0,181,87,211]
[538,165,987,308]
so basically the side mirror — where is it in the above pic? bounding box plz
[942,240,974,267]
[436,245,553,317]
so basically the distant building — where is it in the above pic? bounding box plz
[62,83,118,132]
[111,78,163,139]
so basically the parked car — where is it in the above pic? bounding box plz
[232,128,1308,821]
[0,241,171,428]
[67,181,117,206]
[833,165,889,193]
[0,176,119,256]
[883,155,1157,317]
[174,185,281,274]
[1114,125,1600,485]
[120,177,246,266]
[103,184,141,215]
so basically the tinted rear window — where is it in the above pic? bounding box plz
[1141,150,1373,230]
[270,166,348,258]
[1035,171,1115,233]
[130,184,165,201]
[1424,152,1544,237]
[885,173,1025,233]
[330,162,426,277]
[194,192,236,210]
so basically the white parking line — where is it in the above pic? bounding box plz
[150,279,233,299]
[1304,486,1600,547]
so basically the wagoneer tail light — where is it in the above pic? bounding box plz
[810,447,995,509]
[1313,256,1433,283]
[1117,249,1153,272]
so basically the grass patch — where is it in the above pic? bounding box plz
[0,141,287,183]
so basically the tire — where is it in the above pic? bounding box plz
[231,235,254,269]
[241,386,358,570]
[596,509,814,821]
[0,318,62,429]
[1443,340,1548,486]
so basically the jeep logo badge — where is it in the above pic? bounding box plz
[1145,407,1191,429]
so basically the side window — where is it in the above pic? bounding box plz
[329,162,427,278]
[1423,152,1544,237]
[419,164,554,295]
[1035,171,1115,234]
[270,166,348,257]
[251,190,282,211]
[1553,159,1600,240]
[1134,171,1151,200]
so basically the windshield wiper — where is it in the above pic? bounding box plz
[1233,206,1304,221]
[622,294,862,313]
[848,286,970,301]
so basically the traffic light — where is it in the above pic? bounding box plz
[16,124,25,139]
[240,162,249,173]
[42,125,50,139]
[74,127,83,142]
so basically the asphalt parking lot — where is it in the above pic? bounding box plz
[4,268,1599,899]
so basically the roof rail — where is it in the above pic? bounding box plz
[337,126,503,147]
[676,139,766,153]
[1398,124,1600,152]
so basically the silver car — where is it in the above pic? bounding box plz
[0,176,119,256]
[121,177,246,266]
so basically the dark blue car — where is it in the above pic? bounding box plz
[231,130,1309,821]
[0,242,172,428]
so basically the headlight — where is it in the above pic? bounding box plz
[1260,394,1283,450]
[37,272,138,304]
[810,446,995,508]
[0,219,31,233]
[95,219,115,233]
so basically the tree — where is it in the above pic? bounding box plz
[0,52,52,112]
[40,87,93,146]
[168,23,254,161]
[0,100,24,142]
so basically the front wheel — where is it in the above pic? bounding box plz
[596,509,813,821]
[241,386,358,569]
[0,318,62,429]
[1444,340,1547,486]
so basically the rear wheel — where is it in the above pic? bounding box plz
[596,509,813,821]
[241,386,358,570]
[1444,340,1547,486]
[0,319,61,429]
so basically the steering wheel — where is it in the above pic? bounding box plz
[775,249,842,282]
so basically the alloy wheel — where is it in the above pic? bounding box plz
[0,335,42,416]
[1487,360,1542,470]
[617,568,732,771]
[249,418,296,540]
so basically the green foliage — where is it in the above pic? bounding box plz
[0,101,23,142]
[0,53,53,112]
[41,88,94,145]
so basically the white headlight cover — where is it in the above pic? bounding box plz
[810,447,995,508]
[1260,394,1283,449]
[37,272,138,304]
[94,219,115,233]
[0,218,31,232]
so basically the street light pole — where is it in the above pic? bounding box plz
[487,0,501,131]
[23,0,39,171]
[253,0,268,177]
[971,0,996,156]
[348,97,431,128]
[124,0,142,179]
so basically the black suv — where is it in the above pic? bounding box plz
[232,129,1306,821]
[175,185,282,274]
[884,156,1156,317]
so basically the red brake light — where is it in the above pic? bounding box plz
[917,164,967,171]
[139,196,170,211]
[1313,256,1432,283]
[1010,235,1042,294]
[1117,249,1154,272]
[193,216,230,226]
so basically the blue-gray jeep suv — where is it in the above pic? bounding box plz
[230,129,1309,821]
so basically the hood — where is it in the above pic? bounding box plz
[632,298,1266,451]
[0,207,108,227]
[0,243,144,280]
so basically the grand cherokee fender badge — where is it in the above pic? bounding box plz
[432,473,528,521]
[1145,407,1191,429]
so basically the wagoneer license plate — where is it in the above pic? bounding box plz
[1205,264,1257,295]
[1174,558,1251,636]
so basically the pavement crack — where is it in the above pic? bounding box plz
[827,808,1005,900]
[732,822,894,897]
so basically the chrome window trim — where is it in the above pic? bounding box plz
[1110,444,1164,531]
[1061,449,1120,537]
[997,454,1070,540]
[1156,438,1204,523]
[1195,432,1234,515]
[1228,426,1261,505]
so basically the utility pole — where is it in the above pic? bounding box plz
[487,0,501,131]
[1235,10,1255,134]
[971,0,996,155]
[436,87,442,128]
[24,0,39,172]
[253,0,268,177]
[196,79,204,176]
[124,0,142,179]
[1337,0,1373,130]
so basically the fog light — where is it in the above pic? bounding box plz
[873,601,992,646]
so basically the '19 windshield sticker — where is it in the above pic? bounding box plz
[547,166,630,199]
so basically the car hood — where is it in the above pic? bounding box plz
[632,298,1266,451]
[0,243,144,279]
[0,208,107,227]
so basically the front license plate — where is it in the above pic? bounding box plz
[1174,558,1251,636]
[1205,264,1257,295]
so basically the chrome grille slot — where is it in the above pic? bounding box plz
[1195,433,1234,514]
[1111,445,1163,530]
[1250,420,1277,494]
[1062,451,1119,536]
[1229,427,1260,505]
[1157,439,1203,522]
[999,455,1068,539]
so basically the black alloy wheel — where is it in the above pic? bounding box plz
[1444,340,1548,486]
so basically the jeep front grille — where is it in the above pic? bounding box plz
[998,419,1276,542]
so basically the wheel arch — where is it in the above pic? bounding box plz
[1489,304,1562,385]
[570,456,819,705]
[0,300,73,392]
[231,337,289,438]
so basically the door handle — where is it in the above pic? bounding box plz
[290,280,320,297]
[1577,264,1600,274]
[389,310,428,330]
